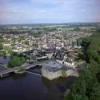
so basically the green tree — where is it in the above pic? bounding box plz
[0,43,3,50]
[81,39,91,63]
[8,55,26,68]
[65,32,100,100]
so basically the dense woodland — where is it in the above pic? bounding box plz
[65,31,100,100]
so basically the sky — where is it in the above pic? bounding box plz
[0,0,100,24]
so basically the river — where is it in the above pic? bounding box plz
[0,57,77,100]
[0,72,77,100]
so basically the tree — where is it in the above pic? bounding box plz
[65,32,100,100]
[74,27,80,31]
[0,43,3,50]
[81,39,91,63]
[8,55,26,68]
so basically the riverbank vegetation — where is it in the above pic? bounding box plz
[65,31,100,100]
[8,53,27,68]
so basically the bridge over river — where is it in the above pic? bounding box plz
[0,63,43,78]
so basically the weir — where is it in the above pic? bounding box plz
[26,71,41,77]
[0,64,42,78]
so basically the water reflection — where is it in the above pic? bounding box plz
[0,56,10,65]
[11,73,27,80]
[0,69,77,100]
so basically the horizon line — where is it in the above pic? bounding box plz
[0,22,100,26]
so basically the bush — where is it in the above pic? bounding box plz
[8,55,26,68]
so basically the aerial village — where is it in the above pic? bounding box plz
[0,25,93,80]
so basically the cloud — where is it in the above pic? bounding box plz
[0,0,100,24]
